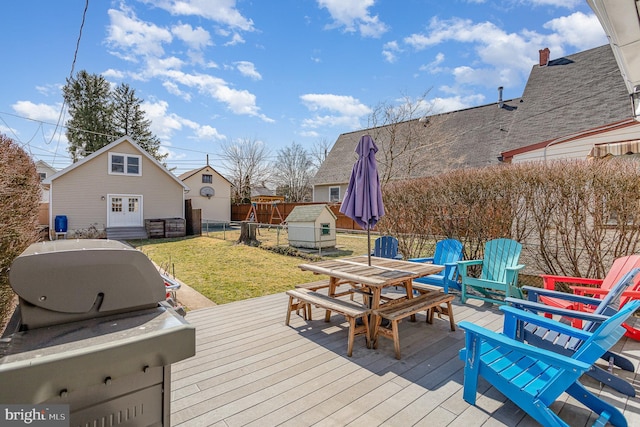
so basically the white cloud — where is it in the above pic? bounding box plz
[193,125,226,140]
[160,69,273,121]
[543,12,606,51]
[530,0,581,7]
[106,7,173,60]
[300,93,371,129]
[171,23,212,50]
[12,101,63,122]
[224,33,246,46]
[141,0,255,31]
[427,94,486,114]
[317,0,389,38]
[382,41,401,63]
[419,52,445,74]
[403,12,606,94]
[103,69,126,79]
[163,81,192,101]
[143,100,186,140]
[235,61,262,80]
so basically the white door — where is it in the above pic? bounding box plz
[108,194,143,227]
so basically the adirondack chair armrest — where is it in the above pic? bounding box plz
[570,286,640,299]
[540,274,604,291]
[505,297,609,325]
[457,259,482,278]
[505,264,525,285]
[459,320,591,371]
[500,304,597,341]
[408,257,434,263]
[522,285,604,306]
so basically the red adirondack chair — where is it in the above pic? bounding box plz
[540,254,640,340]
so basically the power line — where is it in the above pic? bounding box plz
[47,0,89,146]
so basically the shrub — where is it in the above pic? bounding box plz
[0,134,40,330]
[379,158,640,278]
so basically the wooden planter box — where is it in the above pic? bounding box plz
[164,218,186,238]
[145,219,165,238]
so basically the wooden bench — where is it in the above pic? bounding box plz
[372,290,456,359]
[285,288,371,357]
[295,279,331,291]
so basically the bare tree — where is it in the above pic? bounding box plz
[273,142,313,202]
[367,90,436,185]
[219,138,271,203]
[309,138,333,172]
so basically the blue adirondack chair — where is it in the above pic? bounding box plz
[505,268,640,397]
[409,238,464,293]
[458,238,524,304]
[459,300,640,427]
[372,236,402,259]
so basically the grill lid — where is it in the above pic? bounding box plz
[9,240,166,329]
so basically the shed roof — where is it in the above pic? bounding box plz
[285,204,336,223]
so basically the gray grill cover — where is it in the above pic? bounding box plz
[9,239,167,329]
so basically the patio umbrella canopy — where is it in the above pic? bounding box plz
[340,134,385,265]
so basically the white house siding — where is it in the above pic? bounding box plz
[182,166,231,223]
[312,184,347,203]
[50,140,184,234]
[512,122,640,163]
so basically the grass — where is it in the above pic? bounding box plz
[132,227,374,305]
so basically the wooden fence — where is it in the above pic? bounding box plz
[231,202,367,231]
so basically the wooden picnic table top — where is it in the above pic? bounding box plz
[298,256,443,288]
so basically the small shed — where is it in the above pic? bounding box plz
[286,204,336,249]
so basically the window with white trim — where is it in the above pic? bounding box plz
[329,187,340,202]
[109,153,141,176]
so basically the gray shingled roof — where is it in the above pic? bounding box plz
[313,44,630,186]
[505,45,629,145]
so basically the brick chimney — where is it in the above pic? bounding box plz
[539,47,550,66]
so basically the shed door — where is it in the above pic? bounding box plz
[108,195,143,227]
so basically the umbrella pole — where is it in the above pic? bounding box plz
[367,224,371,266]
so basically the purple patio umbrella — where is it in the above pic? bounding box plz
[340,134,385,265]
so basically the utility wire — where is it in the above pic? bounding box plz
[47,0,89,147]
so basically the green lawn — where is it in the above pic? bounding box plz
[132,228,373,305]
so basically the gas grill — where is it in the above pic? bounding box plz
[0,239,196,426]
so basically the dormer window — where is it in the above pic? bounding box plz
[109,153,141,176]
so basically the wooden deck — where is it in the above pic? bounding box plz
[170,290,640,426]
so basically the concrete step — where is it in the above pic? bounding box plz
[106,226,148,241]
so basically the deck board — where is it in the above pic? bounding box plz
[171,291,640,426]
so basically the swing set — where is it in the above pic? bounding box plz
[244,196,285,224]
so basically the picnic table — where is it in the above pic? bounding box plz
[298,256,444,341]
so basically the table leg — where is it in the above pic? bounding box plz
[405,279,417,322]
[325,277,338,322]
[369,287,382,342]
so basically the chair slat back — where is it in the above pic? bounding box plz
[583,268,640,332]
[374,236,399,259]
[433,239,464,265]
[481,238,522,283]
[575,299,640,364]
[433,239,464,281]
[602,255,640,307]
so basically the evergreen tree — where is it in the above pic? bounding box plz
[62,71,166,163]
[63,70,113,162]
[112,83,167,163]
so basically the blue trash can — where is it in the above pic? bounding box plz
[54,215,68,233]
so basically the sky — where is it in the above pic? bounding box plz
[0,0,610,177]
